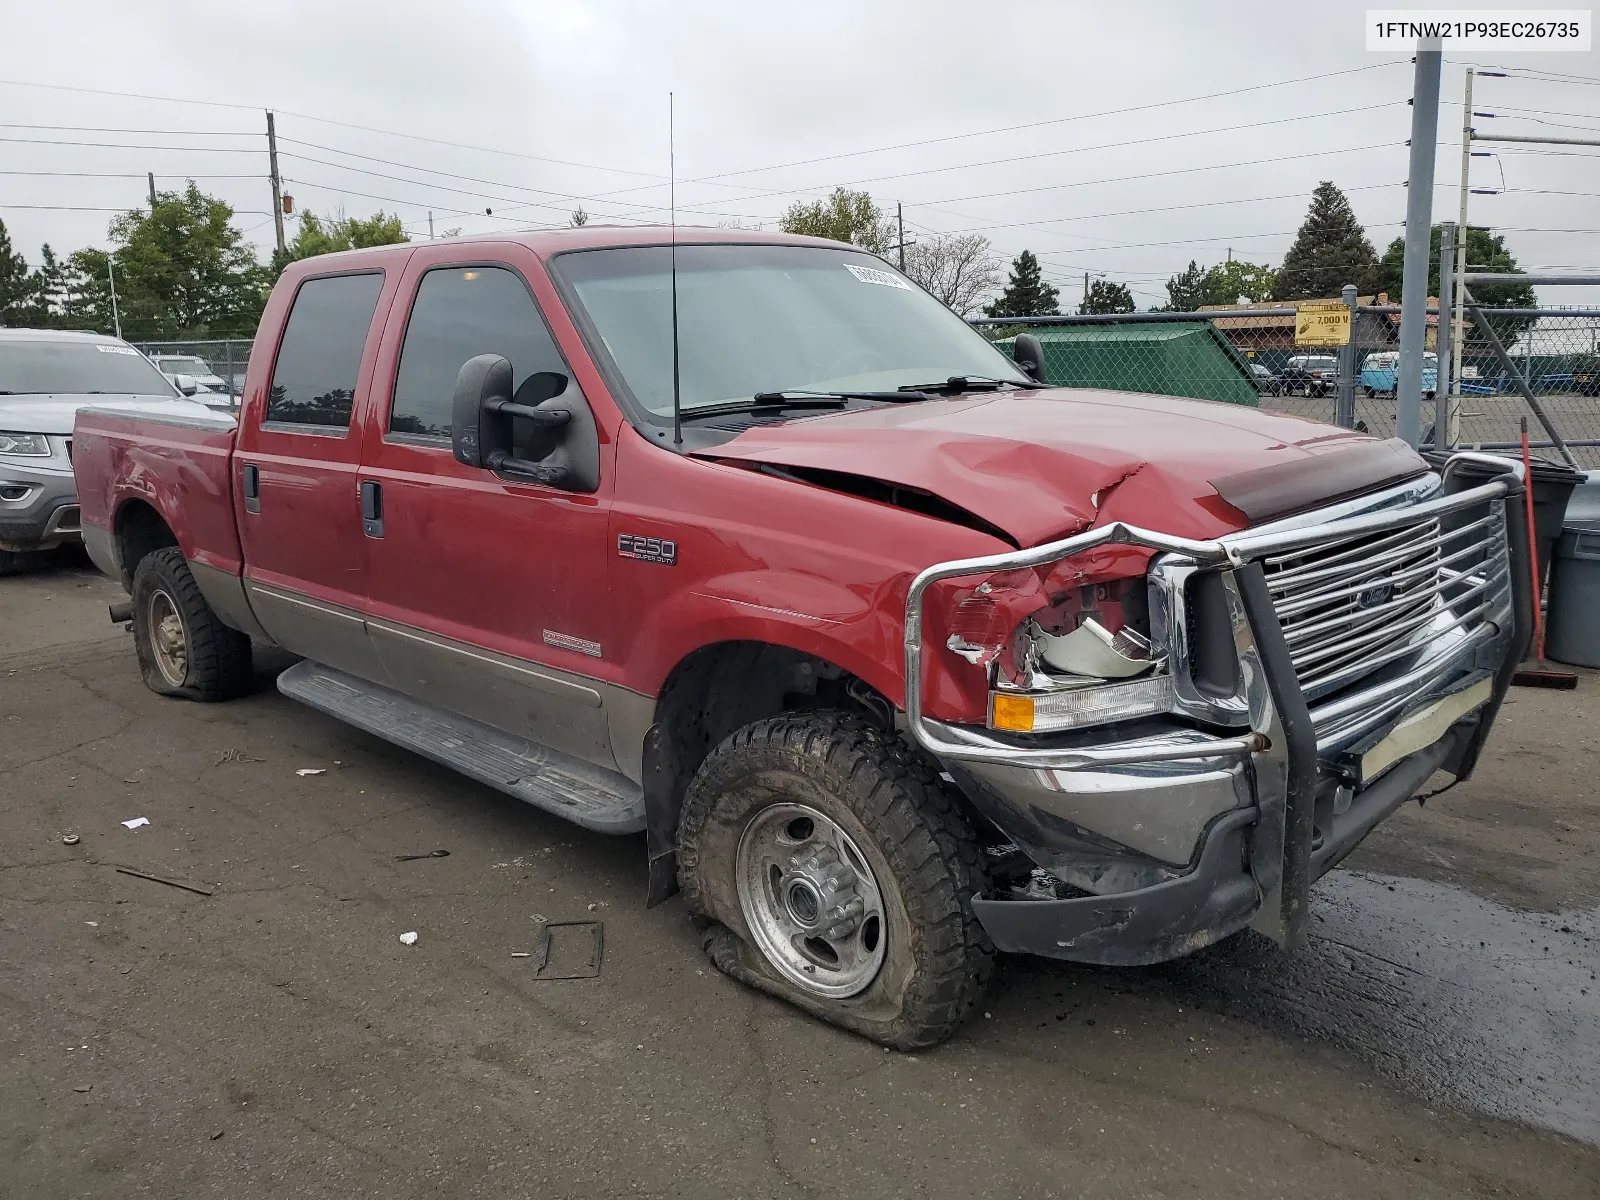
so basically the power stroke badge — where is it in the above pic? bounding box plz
[617,533,678,565]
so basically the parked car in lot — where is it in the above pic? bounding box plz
[71,229,1532,1047]
[1361,350,1438,399]
[0,329,196,574]
[1249,362,1281,396]
[1278,353,1338,397]
[150,354,230,396]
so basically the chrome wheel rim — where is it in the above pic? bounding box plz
[147,589,188,687]
[735,802,887,999]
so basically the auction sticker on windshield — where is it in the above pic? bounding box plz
[844,264,913,291]
[95,345,141,355]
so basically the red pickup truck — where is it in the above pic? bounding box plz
[72,228,1530,1048]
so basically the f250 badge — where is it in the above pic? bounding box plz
[618,533,678,565]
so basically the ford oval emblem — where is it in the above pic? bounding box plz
[1356,584,1393,609]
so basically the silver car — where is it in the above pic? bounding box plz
[0,329,200,573]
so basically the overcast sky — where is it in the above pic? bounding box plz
[4,0,1599,308]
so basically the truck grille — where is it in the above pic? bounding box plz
[1262,502,1511,702]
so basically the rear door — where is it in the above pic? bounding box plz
[355,245,619,767]
[235,267,398,681]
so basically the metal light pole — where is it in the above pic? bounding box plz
[1435,221,1456,448]
[1396,43,1443,447]
[1450,68,1475,427]
[106,259,122,340]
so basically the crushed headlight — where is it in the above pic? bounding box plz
[0,431,51,457]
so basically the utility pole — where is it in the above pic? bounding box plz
[1083,272,1090,308]
[1436,221,1456,449]
[1396,43,1442,448]
[106,259,122,340]
[896,201,905,271]
[147,172,157,210]
[1450,67,1476,428]
[428,212,435,240]
[266,110,286,257]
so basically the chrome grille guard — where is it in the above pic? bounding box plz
[903,452,1524,771]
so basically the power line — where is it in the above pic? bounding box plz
[678,103,1411,213]
[922,141,1407,208]
[278,174,560,229]
[0,135,260,153]
[1,202,271,213]
[0,122,255,136]
[593,59,1405,198]
[276,139,769,223]
[0,170,263,179]
[0,76,666,183]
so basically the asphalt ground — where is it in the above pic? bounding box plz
[1262,391,1600,468]
[3,551,1598,1199]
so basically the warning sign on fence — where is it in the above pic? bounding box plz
[1295,301,1350,347]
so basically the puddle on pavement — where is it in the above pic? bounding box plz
[1128,871,1600,1145]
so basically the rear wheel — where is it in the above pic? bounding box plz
[131,547,253,701]
[678,712,993,1049]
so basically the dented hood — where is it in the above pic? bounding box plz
[706,388,1386,547]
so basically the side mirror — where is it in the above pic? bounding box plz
[450,354,600,492]
[173,374,199,397]
[1012,335,1046,385]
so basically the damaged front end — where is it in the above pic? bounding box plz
[904,452,1531,967]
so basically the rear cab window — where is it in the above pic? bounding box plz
[387,264,573,451]
[264,272,386,434]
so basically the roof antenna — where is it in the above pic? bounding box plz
[670,91,682,449]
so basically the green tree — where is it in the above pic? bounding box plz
[1271,182,1383,300]
[779,187,894,253]
[274,208,408,273]
[1203,260,1277,305]
[1163,258,1278,311]
[0,218,42,326]
[569,206,589,227]
[1080,278,1135,314]
[1380,224,1537,342]
[63,184,268,339]
[983,250,1060,318]
[1162,260,1210,311]
[33,244,70,326]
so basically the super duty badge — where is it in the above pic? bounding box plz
[618,533,678,565]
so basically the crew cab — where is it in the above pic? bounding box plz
[71,229,1531,1048]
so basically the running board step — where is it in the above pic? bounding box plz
[276,661,644,835]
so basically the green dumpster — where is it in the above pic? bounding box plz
[994,322,1260,407]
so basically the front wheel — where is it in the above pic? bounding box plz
[678,712,993,1049]
[131,547,253,701]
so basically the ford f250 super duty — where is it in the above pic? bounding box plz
[71,228,1532,1048]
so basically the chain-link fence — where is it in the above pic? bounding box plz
[972,297,1600,471]
[130,339,253,409]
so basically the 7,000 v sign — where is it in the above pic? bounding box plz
[1294,301,1350,347]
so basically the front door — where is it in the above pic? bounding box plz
[356,247,618,768]
[235,268,397,681]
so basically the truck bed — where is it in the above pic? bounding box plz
[73,402,245,581]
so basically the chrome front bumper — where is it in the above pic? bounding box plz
[904,453,1529,964]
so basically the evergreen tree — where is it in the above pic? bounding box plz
[0,218,42,326]
[1270,182,1383,300]
[1163,260,1209,311]
[983,250,1060,318]
[1080,278,1135,314]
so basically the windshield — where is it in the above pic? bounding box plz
[551,243,1029,416]
[155,357,214,375]
[0,340,176,396]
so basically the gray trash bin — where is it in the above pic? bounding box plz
[1545,522,1600,668]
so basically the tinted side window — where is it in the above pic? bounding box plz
[265,272,385,429]
[389,266,567,440]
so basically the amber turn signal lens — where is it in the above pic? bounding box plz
[990,693,1035,733]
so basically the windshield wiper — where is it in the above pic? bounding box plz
[897,375,1039,394]
[680,389,933,421]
